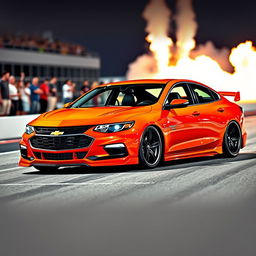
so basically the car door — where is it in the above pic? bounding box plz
[163,83,207,156]
[188,83,228,151]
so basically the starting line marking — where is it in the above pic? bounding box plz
[0,182,154,186]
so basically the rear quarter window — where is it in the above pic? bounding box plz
[190,84,217,104]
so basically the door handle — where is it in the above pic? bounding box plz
[217,107,225,112]
[192,111,200,116]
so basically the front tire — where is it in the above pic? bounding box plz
[139,126,163,168]
[223,121,242,157]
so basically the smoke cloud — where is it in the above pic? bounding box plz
[143,0,172,39]
[191,41,233,72]
[175,0,197,59]
[127,0,234,80]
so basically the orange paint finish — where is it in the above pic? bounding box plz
[19,79,246,168]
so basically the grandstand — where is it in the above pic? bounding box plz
[0,33,100,88]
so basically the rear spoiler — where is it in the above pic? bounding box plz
[218,91,240,102]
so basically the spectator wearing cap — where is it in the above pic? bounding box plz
[0,71,11,116]
[30,77,42,114]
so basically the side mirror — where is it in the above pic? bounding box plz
[164,99,189,110]
[64,102,72,108]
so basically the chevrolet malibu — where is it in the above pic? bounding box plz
[19,79,247,171]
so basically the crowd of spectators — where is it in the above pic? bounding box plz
[0,33,87,56]
[0,71,101,116]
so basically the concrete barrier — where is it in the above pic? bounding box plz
[0,115,39,140]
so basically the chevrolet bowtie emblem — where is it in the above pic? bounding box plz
[50,131,64,136]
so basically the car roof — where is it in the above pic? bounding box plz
[99,79,207,87]
[102,79,173,87]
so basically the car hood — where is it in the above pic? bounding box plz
[30,106,152,127]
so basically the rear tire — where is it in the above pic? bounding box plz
[139,126,163,168]
[33,166,59,172]
[223,121,242,157]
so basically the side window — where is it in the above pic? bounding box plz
[166,84,193,105]
[210,90,220,100]
[190,84,215,104]
[79,89,112,107]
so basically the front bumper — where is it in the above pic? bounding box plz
[19,128,139,167]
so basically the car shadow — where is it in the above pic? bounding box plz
[23,152,256,175]
[162,152,256,170]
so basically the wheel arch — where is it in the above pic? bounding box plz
[222,119,242,156]
[142,124,165,162]
[225,119,242,137]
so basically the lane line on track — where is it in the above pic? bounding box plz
[0,166,25,173]
[0,150,19,156]
[0,182,154,186]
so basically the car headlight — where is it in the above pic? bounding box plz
[25,125,34,135]
[94,121,134,133]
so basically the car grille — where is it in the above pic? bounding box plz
[34,126,92,135]
[30,135,93,150]
[33,151,87,160]
[43,153,73,160]
[34,152,42,159]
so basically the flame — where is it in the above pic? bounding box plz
[127,0,256,101]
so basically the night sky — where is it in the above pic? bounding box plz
[0,0,256,76]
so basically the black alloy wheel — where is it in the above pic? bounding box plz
[223,121,242,157]
[139,126,163,168]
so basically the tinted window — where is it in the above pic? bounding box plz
[190,84,215,103]
[71,84,165,108]
[166,84,193,104]
[210,90,220,100]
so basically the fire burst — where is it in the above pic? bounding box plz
[127,0,256,101]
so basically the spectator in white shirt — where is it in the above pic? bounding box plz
[21,81,31,114]
[63,80,75,104]
[9,76,20,116]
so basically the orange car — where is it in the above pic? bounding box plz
[19,79,247,171]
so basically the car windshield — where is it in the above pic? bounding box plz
[70,84,165,108]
